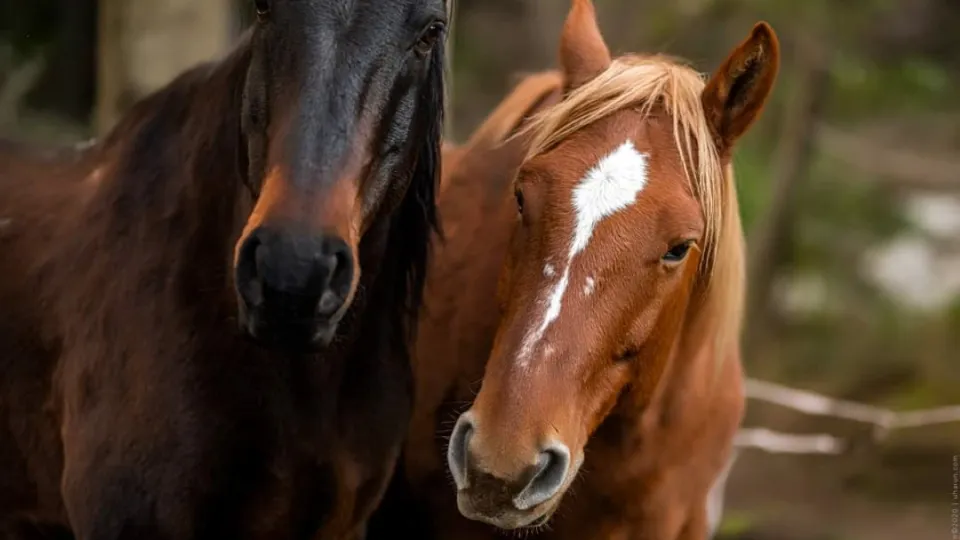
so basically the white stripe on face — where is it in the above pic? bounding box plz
[517,140,649,367]
[583,276,596,296]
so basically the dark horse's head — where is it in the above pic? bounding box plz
[233,0,446,351]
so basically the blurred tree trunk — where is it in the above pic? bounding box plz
[96,0,235,135]
[744,34,831,359]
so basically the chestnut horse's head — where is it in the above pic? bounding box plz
[234,0,447,351]
[446,0,779,529]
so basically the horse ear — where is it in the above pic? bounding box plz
[701,22,780,153]
[559,0,612,93]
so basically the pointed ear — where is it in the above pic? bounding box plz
[701,22,780,153]
[559,0,612,93]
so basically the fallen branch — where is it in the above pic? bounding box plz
[745,378,960,439]
[735,427,844,454]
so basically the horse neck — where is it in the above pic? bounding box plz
[45,42,252,329]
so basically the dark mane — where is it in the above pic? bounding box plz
[95,31,252,218]
[376,43,445,354]
[37,33,252,333]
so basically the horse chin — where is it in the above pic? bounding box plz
[456,493,561,532]
[237,302,342,354]
[525,508,558,530]
[310,319,341,348]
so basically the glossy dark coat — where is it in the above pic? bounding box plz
[0,1,446,538]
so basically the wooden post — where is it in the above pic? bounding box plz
[96,0,235,136]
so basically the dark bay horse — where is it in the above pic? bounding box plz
[0,0,447,538]
[368,1,779,538]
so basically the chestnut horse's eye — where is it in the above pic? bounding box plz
[662,241,693,264]
[513,187,525,215]
[254,0,270,19]
[414,21,445,56]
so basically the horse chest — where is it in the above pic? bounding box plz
[248,366,412,539]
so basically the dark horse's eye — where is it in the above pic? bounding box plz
[414,21,445,56]
[662,241,694,264]
[254,0,270,19]
[513,187,524,215]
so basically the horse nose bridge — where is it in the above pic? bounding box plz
[534,291,612,360]
[288,64,369,181]
[474,344,578,430]
[302,176,362,239]
[253,163,363,248]
[500,268,603,371]
[467,388,568,472]
[285,117,372,240]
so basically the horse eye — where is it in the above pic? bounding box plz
[415,21,445,56]
[254,0,270,18]
[513,187,525,214]
[662,241,693,264]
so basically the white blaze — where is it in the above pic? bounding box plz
[584,276,596,296]
[517,141,648,366]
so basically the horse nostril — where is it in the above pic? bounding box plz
[447,414,475,490]
[513,443,571,510]
[236,230,265,308]
[315,235,353,317]
[317,290,341,316]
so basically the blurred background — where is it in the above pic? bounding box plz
[0,1,957,539]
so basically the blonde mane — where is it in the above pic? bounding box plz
[518,55,746,356]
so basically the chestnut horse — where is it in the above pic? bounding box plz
[368,1,779,539]
[0,0,447,538]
